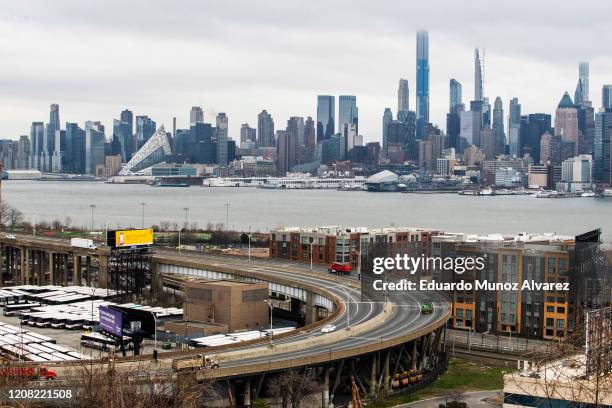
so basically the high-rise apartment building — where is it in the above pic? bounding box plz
[257,110,275,147]
[382,108,393,157]
[398,79,409,114]
[579,62,589,102]
[216,113,229,166]
[416,30,430,137]
[508,98,522,157]
[449,79,463,113]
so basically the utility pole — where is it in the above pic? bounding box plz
[89,204,96,231]
[140,202,146,229]
[225,203,230,231]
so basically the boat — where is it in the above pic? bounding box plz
[581,192,596,197]
[151,181,190,187]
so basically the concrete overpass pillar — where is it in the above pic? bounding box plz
[62,254,69,285]
[98,255,108,289]
[411,341,417,370]
[72,254,81,286]
[305,292,315,324]
[243,379,251,407]
[151,262,163,296]
[47,251,54,285]
[85,256,91,286]
[322,368,330,408]
[370,354,378,397]
[383,350,390,394]
[20,247,27,285]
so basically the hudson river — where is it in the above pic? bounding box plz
[4,181,612,242]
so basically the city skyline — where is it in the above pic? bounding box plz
[1,0,612,143]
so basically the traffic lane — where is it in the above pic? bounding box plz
[221,291,446,366]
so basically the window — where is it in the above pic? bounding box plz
[546,306,554,313]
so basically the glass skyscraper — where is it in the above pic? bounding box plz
[317,95,335,142]
[416,30,430,124]
[449,79,462,113]
[338,95,358,135]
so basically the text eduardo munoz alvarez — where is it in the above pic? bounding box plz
[370,255,570,292]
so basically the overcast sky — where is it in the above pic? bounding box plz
[1,0,611,143]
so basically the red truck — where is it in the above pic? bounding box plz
[328,262,352,275]
[0,365,57,380]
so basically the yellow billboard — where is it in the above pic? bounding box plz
[111,229,153,248]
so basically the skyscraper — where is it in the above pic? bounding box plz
[216,113,229,165]
[120,109,134,155]
[304,116,316,155]
[492,97,505,154]
[449,79,463,113]
[416,30,430,129]
[65,122,86,174]
[136,116,156,148]
[474,49,484,102]
[508,97,521,157]
[555,92,579,149]
[574,79,584,106]
[339,95,358,134]
[85,121,105,175]
[383,108,393,157]
[276,130,295,176]
[317,95,335,142]
[579,62,589,102]
[594,111,612,182]
[113,119,132,162]
[29,122,44,170]
[398,79,409,114]
[190,106,204,126]
[257,110,275,147]
[240,124,256,145]
[603,85,612,110]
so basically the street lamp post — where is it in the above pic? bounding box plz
[89,204,96,231]
[225,203,230,231]
[263,300,273,346]
[178,227,183,252]
[309,237,314,271]
[247,232,253,262]
[140,202,146,229]
[182,207,189,230]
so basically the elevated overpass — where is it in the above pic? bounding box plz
[0,234,451,404]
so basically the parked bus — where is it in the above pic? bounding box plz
[80,333,133,351]
[3,303,40,316]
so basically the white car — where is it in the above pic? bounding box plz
[4,234,15,239]
[321,324,337,333]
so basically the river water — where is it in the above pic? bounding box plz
[3,181,612,242]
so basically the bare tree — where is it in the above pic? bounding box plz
[509,307,612,408]
[63,357,216,408]
[6,207,23,231]
[267,369,322,408]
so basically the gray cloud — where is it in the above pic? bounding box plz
[1,0,611,141]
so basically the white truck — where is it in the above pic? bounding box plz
[70,237,97,249]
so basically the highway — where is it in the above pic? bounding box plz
[154,248,450,376]
[0,234,452,378]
